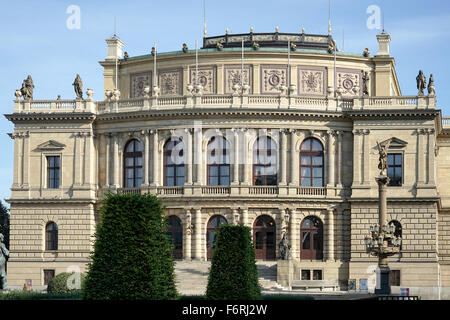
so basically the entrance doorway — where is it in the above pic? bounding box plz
[166,215,183,260]
[253,215,276,260]
[207,215,228,260]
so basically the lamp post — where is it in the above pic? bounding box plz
[364,139,401,295]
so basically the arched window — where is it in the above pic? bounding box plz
[207,136,230,186]
[45,222,58,251]
[300,138,324,187]
[166,215,183,260]
[253,136,278,186]
[123,139,143,188]
[300,216,323,260]
[164,138,185,186]
[253,215,276,261]
[207,215,228,260]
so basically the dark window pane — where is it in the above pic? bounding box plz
[302,232,311,249]
[176,177,185,186]
[166,177,174,186]
[255,232,263,249]
[313,270,323,280]
[302,270,311,280]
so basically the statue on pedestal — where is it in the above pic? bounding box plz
[73,74,83,99]
[377,139,391,176]
[0,233,9,290]
[428,74,435,96]
[362,71,370,96]
[279,233,291,260]
[416,70,426,96]
[20,75,34,100]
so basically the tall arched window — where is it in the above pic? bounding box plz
[253,136,278,185]
[166,215,183,260]
[300,216,323,260]
[207,215,228,260]
[207,136,230,186]
[253,215,276,261]
[300,138,324,187]
[45,222,58,251]
[124,139,143,188]
[164,138,185,186]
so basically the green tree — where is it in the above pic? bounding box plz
[82,193,177,300]
[206,224,261,300]
[0,201,9,250]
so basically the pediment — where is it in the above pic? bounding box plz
[380,137,408,149]
[37,140,66,151]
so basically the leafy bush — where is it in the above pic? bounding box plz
[47,272,86,294]
[82,193,177,300]
[0,290,81,300]
[206,224,261,300]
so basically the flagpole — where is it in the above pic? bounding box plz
[288,40,290,88]
[153,42,157,87]
[195,40,199,86]
[241,39,244,88]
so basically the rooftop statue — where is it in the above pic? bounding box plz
[20,75,34,100]
[416,70,426,96]
[182,43,188,53]
[0,233,9,290]
[377,139,392,176]
[428,74,435,96]
[72,74,83,100]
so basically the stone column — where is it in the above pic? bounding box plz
[84,132,93,186]
[193,208,203,260]
[105,133,111,187]
[326,207,335,261]
[336,131,343,187]
[74,132,82,186]
[352,129,362,185]
[185,128,193,185]
[427,129,436,185]
[151,129,159,186]
[143,130,150,185]
[194,128,203,185]
[113,133,120,187]
[362,129,370,185]
[417,128,425,184]
[327,130,336,187]
[22,131,30,188]
[242,129,249,185]
[289,208,297,259]
[232,129,239,184]
[184,209,192,260]
[241,208,249,227]
[280,129,287,185]
[11,133,21,188]
[289,129,299,185]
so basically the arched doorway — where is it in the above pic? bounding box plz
[166,215,183,260]
[207,215,228,260]
[300,216,323,260]
[253,215,276,260]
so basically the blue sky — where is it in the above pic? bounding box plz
[0,0,449,205]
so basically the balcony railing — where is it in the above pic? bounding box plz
[201,186,231,195]
[13,94,436,114]
[442,117,450,128]
[297,187,327,196]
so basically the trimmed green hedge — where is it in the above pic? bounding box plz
[206,224,261,300]
[0,290,81,300]
[82,193,177,300]
[47,272,86,294]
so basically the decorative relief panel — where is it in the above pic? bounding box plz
[261,65,287,94]
[337,69,362,96]
[190,66,216,94]
[298,66,327,96]
[130,72,152,98]
[159,69,183,96]
[224,65,252,94]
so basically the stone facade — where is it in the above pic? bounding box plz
[4,32,450,299]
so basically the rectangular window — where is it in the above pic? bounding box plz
[47,156,60,189]
[387,153,402,186]
[313,270,323,280]
[44,269,55,285]
[390,270,401,286]
[301,270,311,280]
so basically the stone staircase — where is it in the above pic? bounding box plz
[174,260,287,296]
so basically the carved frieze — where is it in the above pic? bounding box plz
[224,65,252,94]
[337,69,362,96]
[190,66,216,94]
[159,69,183,96]
[130,72,152,98]
[261,65,287,94]
[298,66,327,96]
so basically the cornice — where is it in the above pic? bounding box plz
[4,112,96,123]
[344,109,439,119]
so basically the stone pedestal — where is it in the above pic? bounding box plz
[277,260,293,289]
[375,265,391,295]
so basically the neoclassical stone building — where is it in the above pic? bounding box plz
[5,29,450,298]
